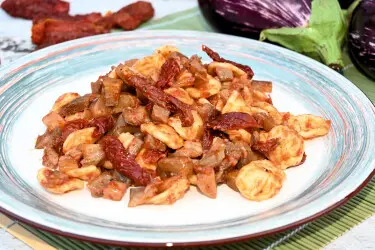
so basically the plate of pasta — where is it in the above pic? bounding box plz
[0,31,374,247]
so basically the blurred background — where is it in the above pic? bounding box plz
[0,0,374,250]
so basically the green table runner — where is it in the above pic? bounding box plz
[19,7,375,250]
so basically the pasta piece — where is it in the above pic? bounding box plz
[186,75,221,99]
[154,45,180,59]
[37,168,84,194]
[207,62,246,77]
[135,148,158,170]
[164,87,194,105]
[267,125,305,169]
[65,165,101,181]
[236,160,285,201]
[65,109,92,122]
[128,176,189,207]
[141,123,184,149]
[118,132,136,149]
[42,111,66,131]
[168,111,203,140]
[131,53,165,82]
[103,181,128,201]
[288,114,331,139]
[51,92,80,112]
[252,101,282,125]
[174,69,195,88]
[62,127,97,153]
[226,129,252,144]
[221,90,251,114]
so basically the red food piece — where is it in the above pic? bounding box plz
[202,125,213,152]
[32,19,109,48]
[202,45,254,79]
[119,1,154,22]
[33,12,103,25]
[98,1,154,30]
[156,57,180,89]
[1,0,69,20]
[207,112,261,130]
[88,115,115,138]
[252,138,280,157]
[142,149,166,164]
[54,119,88,151]
[100,135,155,186]
[124,74,194,127]
[60,119,88,142]
[143,134,167,152]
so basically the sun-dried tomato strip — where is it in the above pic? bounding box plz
[54,119,88,152]
[207,112,261,130]
[142,149,166,164]
[202,125,213,152]
[100,135,155,186]
[156,57,180,89]
[202,45,254,79]
[89,115,115,138]
[125,74,194,126]
[1,0,70,20]
[60,119,88,142]
[252,138,280,157]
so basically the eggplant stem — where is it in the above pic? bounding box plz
[316,38,344,72]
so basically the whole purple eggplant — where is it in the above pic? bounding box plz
[199,0,311,38]
[199,0,351,71]
[348,0,375,80]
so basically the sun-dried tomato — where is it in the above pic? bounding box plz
[156,57,180,89]
[96,1,154,31]
[1,0,69,20]
[202,126,213,152]
[202,45,254,79]
[207,112,261,131]
[145,102,154,112]
[142,149,166,164]
[252,138,280,157]
[124,74,194,127]
[100,135,155,186]
[60,119,88,141]
[32,19,109,49]
[53,119,88,152]
[89,115,115,138]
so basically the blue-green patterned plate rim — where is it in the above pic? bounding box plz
[0,31,374,247]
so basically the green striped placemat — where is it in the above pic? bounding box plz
[16,7,375,250]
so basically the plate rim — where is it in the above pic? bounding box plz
[1,170,374,247]
[1,30,375,247]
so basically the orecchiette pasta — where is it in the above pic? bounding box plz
[37,168,84,194]
[236,160,285,201]
[287,114,331,139]
[66,165,101,181]
[51,92,80,112]
[63,127,97,153]
[167,111,203,140]
[186,75,221,99]
[207,62,246,77]
[267,125,305,169]
[140,123,184,149]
